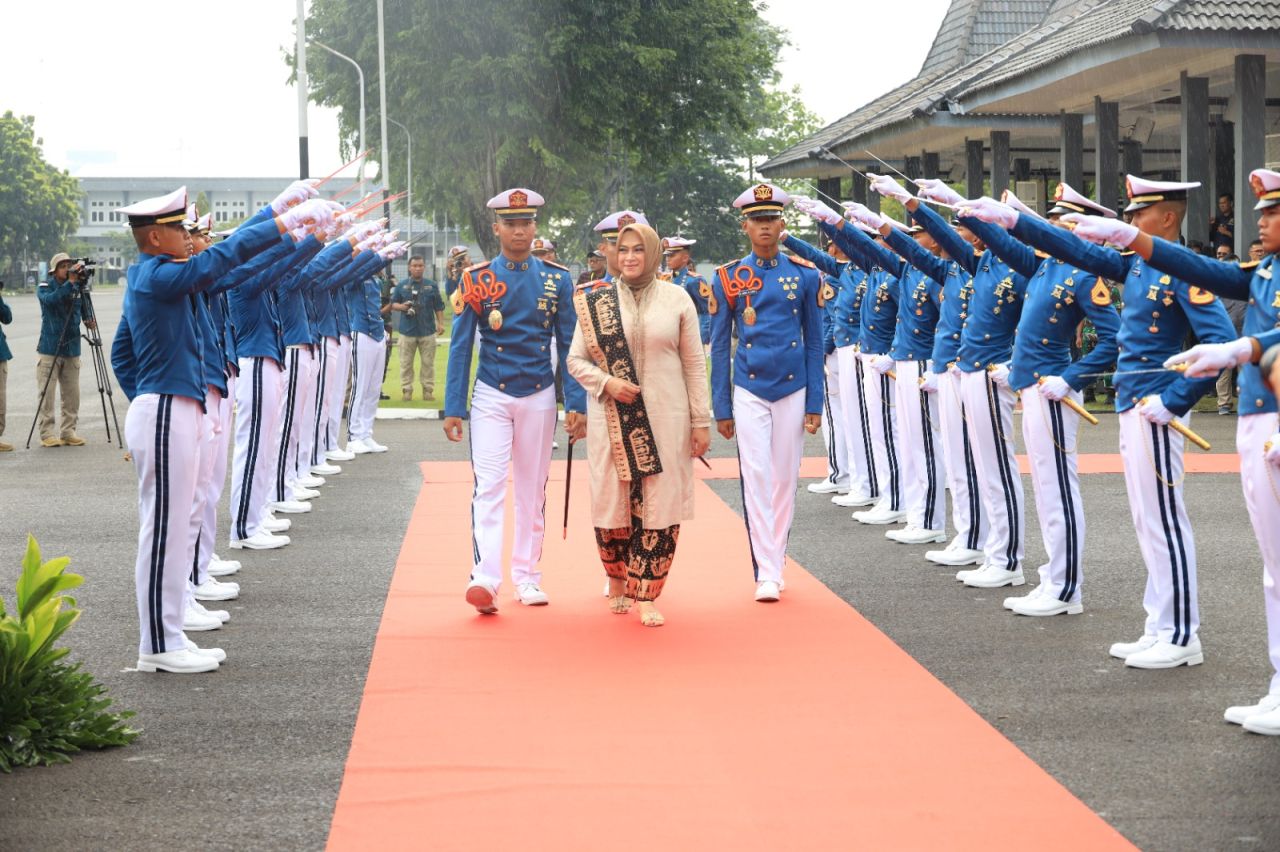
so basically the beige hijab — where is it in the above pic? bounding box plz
[617,223,662,290]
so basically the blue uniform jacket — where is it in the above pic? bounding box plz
[445,254,585,418]
[672,267,709,316]
[798,229,869,350]
[1146,242,1278,415]
[709,251,824,419]
[883,228,959,367]
[0,295,11,361]
[1012,214,1236,414]
[37,275,83,357]
[348,276,387,340]
[195,292,228,397]
[824,222,902,356]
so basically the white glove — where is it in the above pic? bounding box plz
[1037,375,1073,401]
[956,197,1018,229]
[378,240,407,260]
[868,173,914,205]
[1265,433,1280,469]
[987,363,1010,388]
[947,362,961,378]
[270,178,320,214]
[870,354,894,375]
[1164,337,1254,378]
[793,197,843,226]
[276,197,335,234]
[1136,394,1175,425]
[841,202,885,230]
[914,178,965,207]
[1060,213,1138,247]
[919,371,938,394]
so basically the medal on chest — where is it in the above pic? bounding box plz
[471,269,508,331]
[728,267,764,326]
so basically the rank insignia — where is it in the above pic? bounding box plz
[1188,286,1215,305]
[1090,281,1112,306]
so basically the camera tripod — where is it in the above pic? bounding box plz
[25,286,123,449]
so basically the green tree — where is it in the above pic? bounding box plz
[300,0,784,258]
[0,113,81,280]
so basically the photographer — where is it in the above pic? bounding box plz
[36,253,94,447]
[443,245,470,298]
[391,255,445,400]
[0,280,11,452]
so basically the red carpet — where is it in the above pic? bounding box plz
[326,459,1134,851]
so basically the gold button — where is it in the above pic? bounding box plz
[974,361,981,367]
[1257,399,1264,408]
[1140,356,1148,362]
[1152,311,1160,318]
[499,383,506,390]
[952,333,959,339]
[787,374,794,380]
[1034,372,1040,378]
[746,342,752,348]
[1041,338,1048,344]
[540,345,546,351]
[497,346,504,352]
[791,341,798,347]
[913,329,919,335]
[749,373,756,379]
[984,333,990,340]
[535,384,541,389]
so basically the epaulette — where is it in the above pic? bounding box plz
[542,259,570,271]
[1240,260,1261,270]
[788,254,816,269]
[974,248,984,258]
[1034,249,1051,259]
[1119,250,1136,256]
[464,260,491,274]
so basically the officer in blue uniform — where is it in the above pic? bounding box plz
[444,188,586,613]
[710,183,823,602]
[663,236,711,345]
[347,260,393,454]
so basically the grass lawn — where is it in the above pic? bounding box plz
[378,332,476,410]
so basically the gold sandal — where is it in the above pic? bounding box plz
[609,595,634,614]
[638,602,664,627]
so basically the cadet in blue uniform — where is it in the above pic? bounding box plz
[663,236,712,346]
[710,183,823,602]
[111,183,333,673]
[347,256,393,454]
[964,175,1237,669]
[444,188,586,613]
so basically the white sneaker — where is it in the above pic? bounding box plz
[1242,704,1280,736]
[885,525,946,545]
[229,530,290,550]
[1003,583,1047,610]
[292,486,321,500]
[137,649,219,674]
[194,578,239,601]
[1225,693,1280,726]
[262,514,292,533]
[364,438,388,453]
[182,605,223,632]
[207,557,240,577]
[1010,594,1082,617]
[190,600,230,624]
[465,581,499,614]
[183,636,227,663]
[515,583,549,606]
[297,474,326,488]
[347,439,373,455]
[1125,637,1203,669]
[832,491,877,507]
[807,479,845,494]
[326,448,355,462]
[1109,634,1158,660]
[852,505,906,525]
[926,541,985,566]
[311,463,342,475]
[754,581,781,602]
[962,563,1025,588]
[271,500,312,514]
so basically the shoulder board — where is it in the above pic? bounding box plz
[788,254,816,269]
[1034,249,1051,259]
[1119,250,1136,257]
[1240,260,1261,270]
[543,259,570,271]
[464,261,490,273]
[974,248,984,258]
[716,260,740,272]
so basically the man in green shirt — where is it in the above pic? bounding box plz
[390,255,446,400]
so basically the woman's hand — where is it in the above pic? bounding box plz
[690,427,710,457]
[604,377,641,403]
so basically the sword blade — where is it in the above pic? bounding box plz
[1075,366,1182,380]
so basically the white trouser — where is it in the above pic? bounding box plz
[959,370,1025,572]
[294,348,320,478]
[1118,408,1199,645]
[324,336,352,452]
[348,332,383,443]
[938,369,984,550]
[836,346,877,500]
[733,385,806,584]
[230,357,285,542]
[819,351,850,489]
[861,354,902,512]
[1237,414,1280,691]
[469,381,557,590]
[127,394,203,656]
[312,338,339,461]
[273,348,314,502]
[895,360,945,531]
[188,387,222,604]
[1019,384,1085,602]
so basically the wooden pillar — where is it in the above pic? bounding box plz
[922,151,940,180]
[903,156,922,180]
[1180,72,1210,243]
[1094,97,1120,212]
[1013,158,1031,183]
[965,139,985,200]
[1212,119,1235,214]
[851,170,868,206]
[817,177,842,206]
[990,131,1010,199]
[1122,141,1143,184]
[1234,54,1265,255]
[1060,112,1084,192]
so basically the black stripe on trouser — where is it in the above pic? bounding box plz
[347,340,359,442]
[984,375,1020,570]
[235,360,264,540]
[854,358,878,497]
[880,373,900,511]
[960,403,982,550]
[733,439,763,582]
[191,530,200,586]
[312,344,328,465]
[276,350,299,502]
[147,395,173,654]
[1151,422,1192,645]
[918,362,938,530]
[822,373,840,480]
[1048,401,1079,601]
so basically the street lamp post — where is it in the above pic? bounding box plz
[309,39,366,184]
[386,117,412,247]
[376,0,391,222]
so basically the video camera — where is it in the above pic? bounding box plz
[70,258,98,280]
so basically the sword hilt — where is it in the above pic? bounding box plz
[1038,378,1099,425]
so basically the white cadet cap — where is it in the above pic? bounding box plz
[733,183,789,218]
[531,237,556,253]
[486,188,545,219]
[1124,175,1199,213]
[662,236,697,254]
[117,186,188,228]
[1049,182,1116,218]
[594,210,649,239]
[1000,188,1043,220]
[1249,168,1280,211]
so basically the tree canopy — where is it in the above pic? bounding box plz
[0,113,81,279]
[299,0,818,262]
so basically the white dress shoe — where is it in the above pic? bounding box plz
[326,448,355,462]
[514,583,549,606]
[1242,704,1280,736]
[1225,693,1280,726]
[1109,634,1158,660]
[926,542,985,566]
[297,474,326,488]
[271,500,312,514]
[182,605,223,632]
[807,479,845,494]
[465,581,499,614]
[183,636,227,663]
[885,525,946,544]
[962,563,1025,588]
[1010,594,1082,617]
[347,439,373,455]
[207,558,240,577]
[211,553,241,571]
[832,491,877,507]
[754,581,781,602]
[292,486,321,500]
[311,462,342,475]
[137,649,219,674]
[262,514,292,533]
[1003,583,1046,610]
[1125,637,1203,669]
[194,578,239,601]
[852,506,906,525]
[229,530,291,550]
[190,600,230,623]
[364,438,388,453]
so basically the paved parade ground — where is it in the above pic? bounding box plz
[2,289,1280,850]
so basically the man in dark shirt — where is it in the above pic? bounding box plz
[1209,193,1235,251]
[390,254,446,400]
